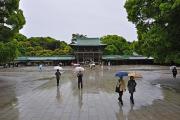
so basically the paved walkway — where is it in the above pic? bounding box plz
[0,66,180,120]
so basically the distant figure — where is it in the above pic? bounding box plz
[172,67,177,78]
[89,62,95,69]
[108,61,111,66]
[39,64,43,72]
[55,69,61,86]
[127,76,137,104]
[59,62,63,66]
[101,62,104,69]
[116,77,126,105]
[77,71,83,89]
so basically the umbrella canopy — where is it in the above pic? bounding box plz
[90,63,95,66]
[128,72,142,78]
[115,71,128,77]
[170,66,176,70]
[54,66,63,70]
[74,67,85,72]
[73,63,80,67]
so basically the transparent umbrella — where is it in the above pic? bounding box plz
[74,67,85,72]
[54,66,63,70]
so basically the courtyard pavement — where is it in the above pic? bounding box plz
[0,65,180,120]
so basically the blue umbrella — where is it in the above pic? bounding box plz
[115,71,128,77]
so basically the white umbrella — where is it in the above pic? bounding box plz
[170,66,176,70]
[74,67,85,72]
[73,63,80,66]
[90,63,95,66]
[54,66,63,70]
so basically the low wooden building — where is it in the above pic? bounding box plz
[102,55,154,65]
[15,56,75,66]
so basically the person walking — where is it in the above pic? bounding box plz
[127,76,137,104]
[55,69,61,86]
[116,77,126,105]
[77,71,83,89]
[172,67,177,78]
[39,64,43,72]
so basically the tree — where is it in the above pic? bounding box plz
[0,0,25,42]
[71,33,87,43]
[17,37,73,56]
[124,0,180,63]
[0,0,25,64]
[0,41,18,64]
[100,35,133,55]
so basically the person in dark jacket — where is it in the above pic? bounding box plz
[127,76,137,104]
[55,69,61,86]
[77,71,83,89]
[172,67,177,78]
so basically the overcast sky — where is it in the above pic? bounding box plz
[19,0,137,43]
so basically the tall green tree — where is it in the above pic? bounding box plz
[0,0,25,42]
[0,0,25,64]
[124,0,180,63]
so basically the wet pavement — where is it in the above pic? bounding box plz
[0,65,180,120]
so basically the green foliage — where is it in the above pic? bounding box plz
[71,33,87,43]
[0,41,18,64]
[100,35,133,55]
[0,0,25,42]
[17,37,73,57]
[125,0,180,63]
[14,33,27,41]
[0,0,25,64]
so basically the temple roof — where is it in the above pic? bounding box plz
[70,38,106,46]
[102,55,154,60]
[15,55,75,61]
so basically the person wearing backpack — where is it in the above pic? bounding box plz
[127,76,137,104]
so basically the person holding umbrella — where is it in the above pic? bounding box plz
[77,71,83,89]
[55,69,61,86]
[127,76,137,104]
[115,71,128,105]
[116,77,126,105]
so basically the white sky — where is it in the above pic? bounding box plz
[19,0,137,43]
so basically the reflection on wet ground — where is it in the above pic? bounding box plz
[0,65,180,120]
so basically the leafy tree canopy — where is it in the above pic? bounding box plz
[0,0,25,64]
[124,0,180,63]
[0,0,25,42]
[100,35,133,55]
[17,37,73,57]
